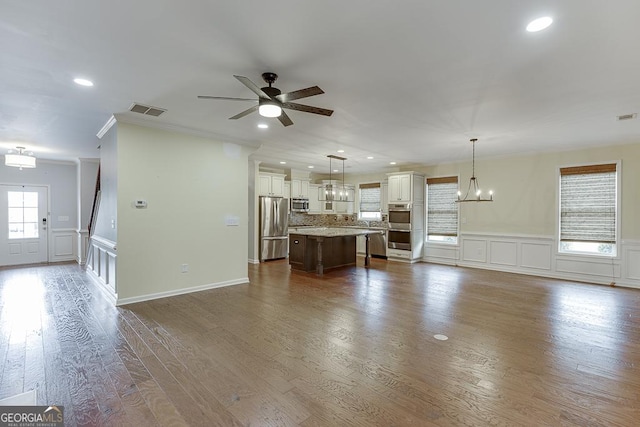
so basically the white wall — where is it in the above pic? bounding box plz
[114,123,251,304]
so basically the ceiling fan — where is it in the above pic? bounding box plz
[198,72,333,127]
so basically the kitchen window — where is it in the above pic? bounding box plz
[559,163,618,256]
[426,176,458,244]
[359,182,381,221]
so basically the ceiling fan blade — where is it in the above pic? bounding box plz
[197,96,256,101]
[229,105,259,120]
[234,75,271,99]
[278,110,294,127]
[281,102,334,117]
[276,86,324,103]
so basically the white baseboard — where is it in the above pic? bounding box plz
[248,258,260,264]
[116,277,249,306]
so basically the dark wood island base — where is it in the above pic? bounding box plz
[288,228,382,275]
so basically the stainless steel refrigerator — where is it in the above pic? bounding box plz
[259,196,289,261]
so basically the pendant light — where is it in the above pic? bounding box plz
[456,138,493,203]
[5,147,36,170]
[320,155,353,202]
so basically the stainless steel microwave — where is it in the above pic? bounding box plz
[291,198,310,212]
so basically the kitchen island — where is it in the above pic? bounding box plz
[289,227,384,275]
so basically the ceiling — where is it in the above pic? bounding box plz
[2,1,639,174]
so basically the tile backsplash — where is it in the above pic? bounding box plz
[289,212,388,228]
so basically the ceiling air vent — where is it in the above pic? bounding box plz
[129,103,167,117]
[617,113,637,121]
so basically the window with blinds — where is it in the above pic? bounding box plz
[427,177,458,243]
[559,163,617,256]
[359,183,381,220]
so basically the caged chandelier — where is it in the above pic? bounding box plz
[456,138,493,203]
[321,155,353,202]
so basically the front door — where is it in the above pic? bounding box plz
[0,185,48,266]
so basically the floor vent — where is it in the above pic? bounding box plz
[129,103,167,117]
[617,113,637,121]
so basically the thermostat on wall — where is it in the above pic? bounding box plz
[134,199,147,208]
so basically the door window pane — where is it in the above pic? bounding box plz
[23,207,38,222]
[23,223,39,238]
[7,191,39,239]
[9,223,24,239]
[8,192,23,207]
[8,208,23,222]
[23,192,38,207]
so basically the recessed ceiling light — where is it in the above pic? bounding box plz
[337,149,345,153]
[526,16,553,32]
[390,161,397,165]
[279,161,286,164]
[257,123,269,129]
[367,156,374,160]
[308,165,314,169]
[73,78,94,87]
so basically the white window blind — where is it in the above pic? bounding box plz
[560,164,616,244]
[359,183,381,213]
[427,177,458,237]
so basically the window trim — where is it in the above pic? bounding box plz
[426,175,459,245]
[556,160,621,258]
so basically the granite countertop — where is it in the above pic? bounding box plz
[288,227,384,237]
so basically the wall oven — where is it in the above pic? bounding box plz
[291,198,310,213]
[388,204,412,230]
[388,229,411,250]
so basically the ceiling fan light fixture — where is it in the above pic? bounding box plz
[5,146,36,170]
[258,100,282,118]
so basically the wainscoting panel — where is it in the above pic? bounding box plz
[622,241,640,283]
[462,239,487,263]
[86,236,117,302]
[49,228,77,263]
[424,233,639,289]
[424,244,459,265]
[556,257,618,279]
[489,241,517,267]
[520,242,552,270]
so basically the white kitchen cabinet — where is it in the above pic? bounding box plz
[388,174,412,203]
[308,184,322,214]
[284,182,291,213]
[259,173,285,196]
[290,179,310,198]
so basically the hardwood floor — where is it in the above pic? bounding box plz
[1,259,639,426]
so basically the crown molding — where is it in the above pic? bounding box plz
[96,115,117,139]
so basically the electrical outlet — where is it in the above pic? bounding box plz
[181,264,189,273]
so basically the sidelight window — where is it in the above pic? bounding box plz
[559,163,618,256]
[427,177,458,244]
[8,191,39,239]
